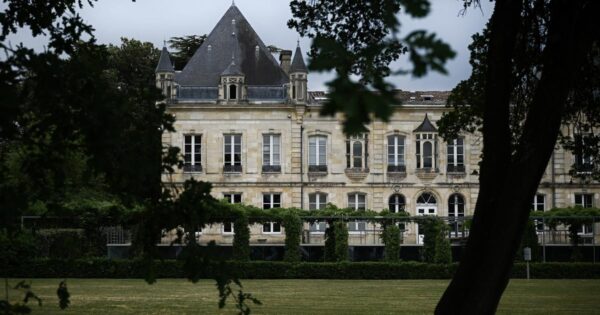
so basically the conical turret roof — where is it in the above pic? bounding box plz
[290,44,308,73]
[155,46,174,73]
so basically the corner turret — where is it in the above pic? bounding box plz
[155,45,175,99]
[289,43,308,103]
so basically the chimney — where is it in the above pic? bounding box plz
[279,50,292,74]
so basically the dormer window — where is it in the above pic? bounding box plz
[416,133,437,169]
[229,84,237,100]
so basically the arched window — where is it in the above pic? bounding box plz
[415,133,437,169]
[448,194,464,218]
[388,194,405,213]
[229,84,237,100]
[346,133,368,169]
[416,192,437,215]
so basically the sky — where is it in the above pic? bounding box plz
[4,0,493,92]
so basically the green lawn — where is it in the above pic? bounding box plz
[5,279,600,314]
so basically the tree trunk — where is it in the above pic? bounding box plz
[436,1,598,314]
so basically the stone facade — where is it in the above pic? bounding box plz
[158,4,600,246]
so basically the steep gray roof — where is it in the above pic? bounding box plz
[175,5,289,86]
[221,57,243,76]
[413,114,438,132]
[290,45,308,73]
[155,46,174,73]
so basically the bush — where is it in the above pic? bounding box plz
[382,224,401,262]
[421,217,452,264]
[323,220,336,262]
[232,214,250,261]
[283,212,302,262]
[4,259,597,280]
[333,221,349,262]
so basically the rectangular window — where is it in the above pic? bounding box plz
[387,135,406,173]
[532,194,545,211]
[223,193,242,234]
[447,138,465,173]
[309,193,327,210]
[575,193,594,236]
[262,193,282,233]
[348,193,366,232]
[346,134,368,169]
[224,134,242,172]
[183,135,202,172]
[309,193,327,232]
[308,135,327,172]
[262,134,281,172]
[575,193,593,208]
[531,194,545,232]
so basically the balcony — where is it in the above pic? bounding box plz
[262,165,281,173]
[183,164,202,173]
[223,164,242,173]
[345,167,369,181]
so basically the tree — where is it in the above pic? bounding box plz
[289,0,599,313]
[168,35,207,70]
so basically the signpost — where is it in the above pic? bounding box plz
[524,247,532,280]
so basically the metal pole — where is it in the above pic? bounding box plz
[542,217,546,263]
[593,216,596,264]
[526,261,530,280]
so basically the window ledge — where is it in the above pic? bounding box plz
[345,168,369,181]
[262,165,282,173]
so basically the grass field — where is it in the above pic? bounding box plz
[5,279,600,314]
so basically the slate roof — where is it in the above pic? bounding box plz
[413,114,438,132]
[221,56,243,76]
[155,46,174,73]
[290,45,308,73]
[175,5,289,87]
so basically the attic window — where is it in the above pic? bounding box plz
[232,19,236,25]
[255,45,259,53]
[208,45,212,52]
[229,84,237,100]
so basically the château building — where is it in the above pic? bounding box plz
[157,4,599,248]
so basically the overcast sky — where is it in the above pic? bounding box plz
[4,0,493,92]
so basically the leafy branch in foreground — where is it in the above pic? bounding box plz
[288,0,455,134]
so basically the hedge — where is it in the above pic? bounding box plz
[3,259,599,279]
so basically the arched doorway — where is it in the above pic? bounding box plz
[415,192,437,244]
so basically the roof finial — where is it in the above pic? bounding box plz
[163,39,167,48]
[297,38,300,47]
[232,0,235,6]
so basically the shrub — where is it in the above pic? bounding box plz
[232,214,250,261]
[333,221,349,262]
[323,220,336,262]
[3,259,599,280]
[283,212,302,262]
[382,224,401,262]
[421,217,452,263]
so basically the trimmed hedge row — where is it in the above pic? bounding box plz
[3,259,599,279]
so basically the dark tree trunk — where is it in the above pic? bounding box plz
[435,1,598,314]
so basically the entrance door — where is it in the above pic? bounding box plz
[415,206,437,244]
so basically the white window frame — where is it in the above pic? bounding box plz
[222,193,242,234]
[416,133,437,169]
[531,194,545,233]
[387,135,405,167]
[183,134,202,172]
[223,134,242,168]
[309,193,327,233]
[346,133,368,169]
[448,193,465,237]
[348,193,367,233]
[262,193,282,234]
[574,193,594,236]
[308,135,327,166]
[262,134,281,166]
[388,194,405,213]
[447,138,464,169]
